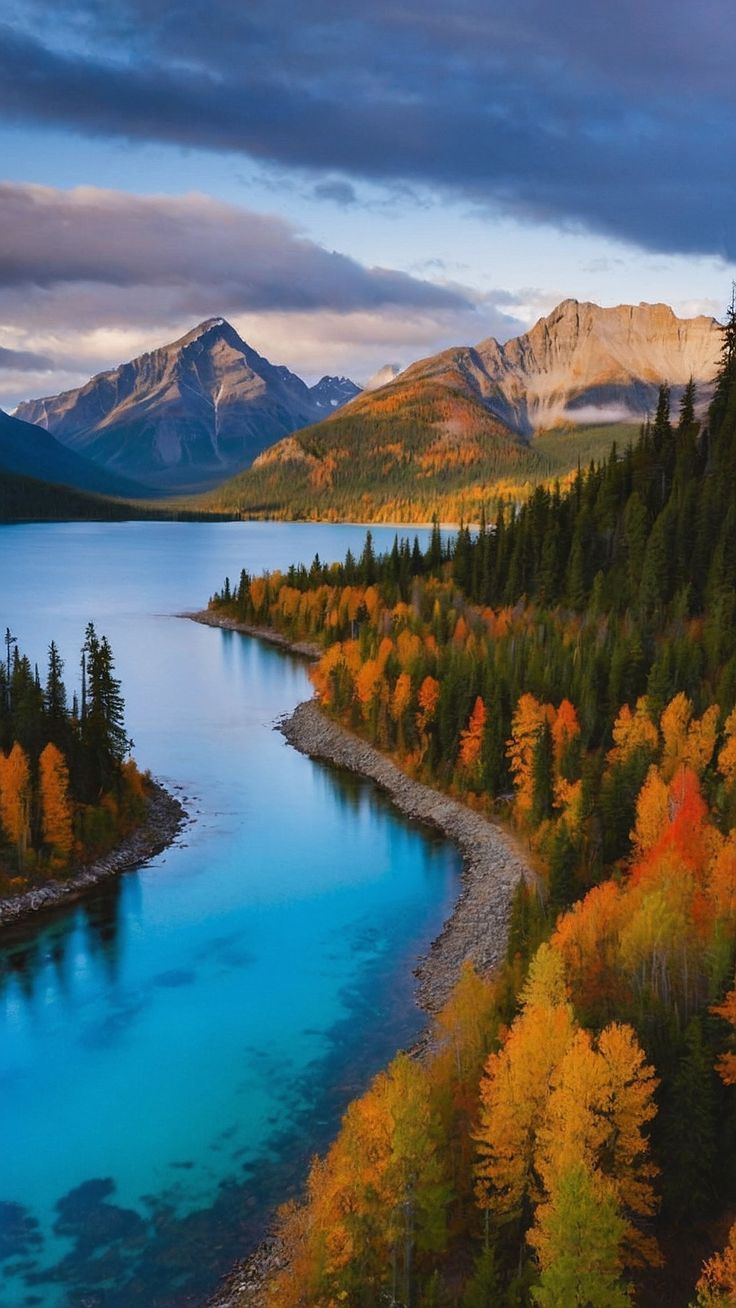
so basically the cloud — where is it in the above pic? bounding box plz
[561,404,639,426]
[0,345,52,370]
[0,182,469,313]
[1,2,736,258]
[312,180,357,206]
[0,182,525,408]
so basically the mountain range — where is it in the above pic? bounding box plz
[15,319,361,493]
[207,300,722,520]
[7,299,724,518]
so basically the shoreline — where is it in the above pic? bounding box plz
[280,699,532,1013]
[183,609,322,660]
[0,780,187,927]
[201,688,532,1306]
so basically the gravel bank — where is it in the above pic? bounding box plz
[0,781,187,927]
[280,699,531,1013]
[184,609,322,661]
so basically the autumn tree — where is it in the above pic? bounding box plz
[694,1223,736,1307]
[459,696,486,781]
[531,1162,631,1308]
[39,742,73,867]
[475,946,575,1231]
[0,742,31,867]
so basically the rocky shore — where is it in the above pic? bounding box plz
[0,781,187,927]
[280,699,533,1012]
[205,695,533,1307]
[185,609,322,661]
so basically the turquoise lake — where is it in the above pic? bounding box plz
[0,522,461,1308]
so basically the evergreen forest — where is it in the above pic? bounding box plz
[0,623,149,890]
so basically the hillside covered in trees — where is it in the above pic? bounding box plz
[0,467,238,523]
[204,392,639,525]
[0,624,150,892]
[208,303,736,1304]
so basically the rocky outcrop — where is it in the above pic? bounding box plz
[15,320,360,492]
[397,298,722,433]
[308,375,361,411]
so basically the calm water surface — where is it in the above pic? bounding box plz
[0,522,460,1308]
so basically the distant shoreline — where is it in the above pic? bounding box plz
[189,608,533,1308]
[0,780,187,927]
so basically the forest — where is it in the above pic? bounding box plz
[208,304,736,1303]
[0,623,149,891]
[204,367,639,525]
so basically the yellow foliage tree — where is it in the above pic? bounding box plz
[39,742,73,866]
[631,764,670,853]
[694,1222,736,1307]
[416,675,440,750]
[475,946,575,1223]
[607,697,659,766]
[718,706,736,787]
[660,694,718,780]
[508,693,551,823]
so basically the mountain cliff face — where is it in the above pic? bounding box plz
[209,300,723,521]
[15,320,360,492]
[396,299,722,434]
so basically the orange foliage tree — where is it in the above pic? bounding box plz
[39,742,73,867]
[459,696,486,778]
[0,742,31,867]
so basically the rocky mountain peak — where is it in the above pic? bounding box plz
[14,320,358,491]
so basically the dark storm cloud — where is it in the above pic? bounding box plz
[0,345,52,370]
[2,1,735,258]
[0,183,470,312]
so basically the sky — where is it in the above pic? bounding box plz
[0,0,734,407]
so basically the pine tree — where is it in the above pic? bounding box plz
[662,1017,717,1222]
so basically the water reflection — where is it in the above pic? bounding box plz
[0,878,126,1005]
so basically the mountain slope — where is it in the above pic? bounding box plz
[0,469,145,522]
[16,320,361,493]
[0,408,153,499]
[206,300,721,522]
